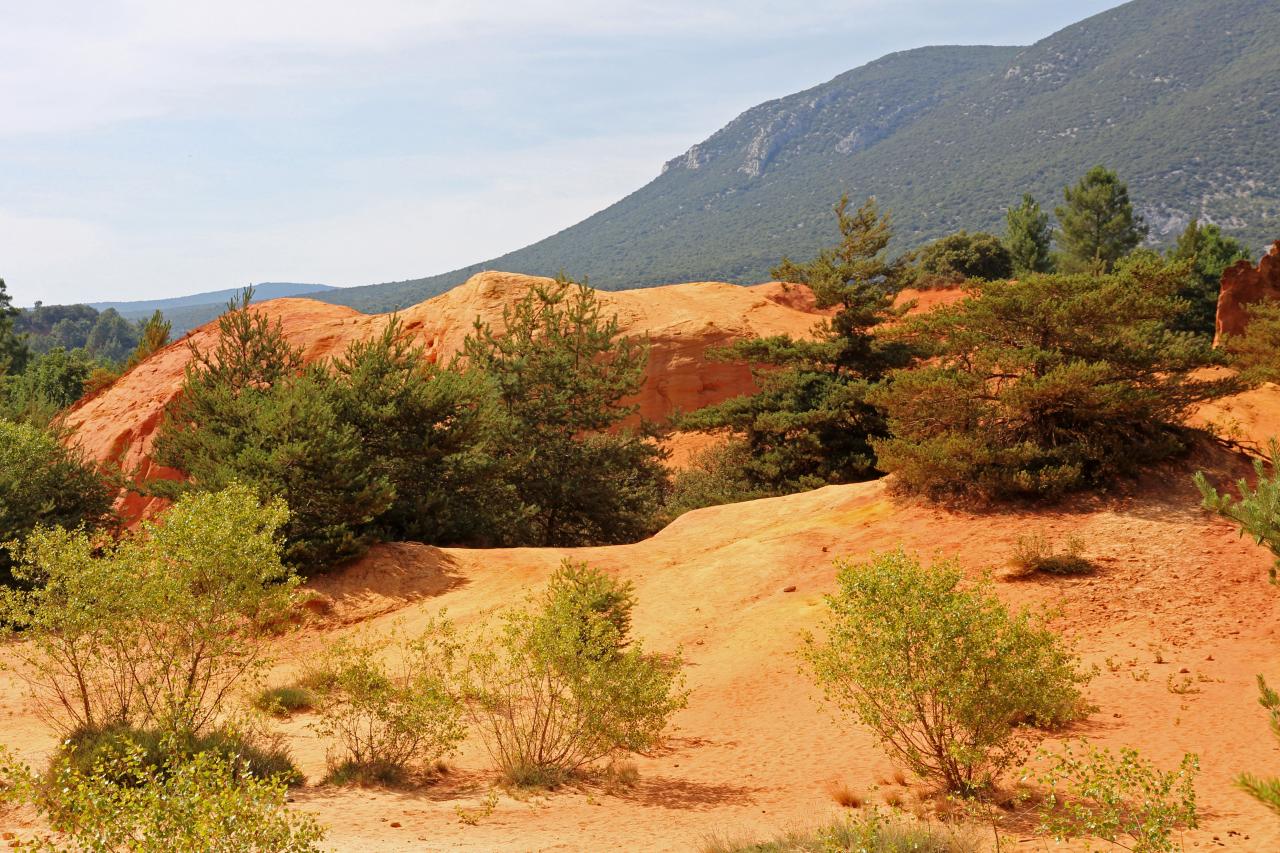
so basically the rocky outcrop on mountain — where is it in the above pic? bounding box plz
[61,272,829,522]
[1215,241,1280,345]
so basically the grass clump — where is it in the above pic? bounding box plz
[803,549,1090,795]
[702,808,977,852]
[253,684,318,718]
[1009,533,1094,578]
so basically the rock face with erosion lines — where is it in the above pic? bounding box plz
[1215,241,1280,345]
[61,271,830,523]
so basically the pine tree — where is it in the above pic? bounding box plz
[0,278,30,376]
[1005,194,1054,275]
[463,277,667,546]
[125,310,173,370]
[1055,166,1148,273]
[1167,219,1251,335]
[681,196,914,493]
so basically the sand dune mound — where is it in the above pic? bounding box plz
[61,273,830,521]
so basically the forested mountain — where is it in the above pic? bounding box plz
[310,0,1280,313]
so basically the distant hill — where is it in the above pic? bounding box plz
[89,282,335,333]
[311,0,1280,314]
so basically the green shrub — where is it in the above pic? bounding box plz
[1196,437,1280,584]
[661,441,777,522]
[311,628,465,787]
[702,808,977,852]
[0,419,115,587]
[913,230,1013,286]
[873,257,1226,501]
[1034,742,1198,853]
[1224,301,1280,384]
[1,484,299,737]
[52,724,303,789]
[0,740,324,852]
[802,550,1089,794]
[1009,533,1094,578]
[457,560,687,786]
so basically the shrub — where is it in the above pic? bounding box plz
[1035,742,1198,853]
[463,277,668,546]
[0,741,324,852]
[661,440,778,522]
[1224,301,1280,384]
[311,628,465,786]
[873,257,1226,501]
[802,550,1089,794]
[0,419,115,588]
[1237,676,1280,815]
[52,724,303,789]
[1009,533,1094,578]
[1196,437,1280,584]
[702,808,977,853]
[0,484,299,737]
[682,196,916,494]
[457,560,687,786]
[913,231,1013,286]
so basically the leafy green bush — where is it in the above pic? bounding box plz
[661,440,777,522]
[0,419,115,588]
[457,560,687,786]
[873,257,1225,501]
[1034,742,1198,853]
[1,484,299,737]
[802,550,1089,794]
[464,277,668,546]
[1224,301,1280,385]
[913,230,1013,286]
[52,724,303,789]
[0,740,324,852]
[702,808,977,852]
[311,629,464,787]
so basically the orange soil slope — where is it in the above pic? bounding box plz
[60,274,831,522]
[3,402,1278,849]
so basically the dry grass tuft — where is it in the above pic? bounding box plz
[825,781,864,809]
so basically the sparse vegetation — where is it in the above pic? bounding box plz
[803,550,1089,794]
[311,628,465,787]
[1237,675,1280,816]
[1009,533,1094,578]
[1034,742,1199,853]
[457,560,686,787]
[1196,437,1280,584]
[701,808,977,853]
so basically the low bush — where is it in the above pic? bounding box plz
[1034,742,1199,853]
[661,440,777,522]
[702,808,977,853]
[1009,533,1094,578]
[457,560,687,787]
[802,550,1090,795]
[52,723,303,788]
[0,740,324,852]
[311,628,465,787]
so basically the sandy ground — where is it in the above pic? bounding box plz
[4,431,1278,851]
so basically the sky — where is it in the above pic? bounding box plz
[1,0,1124,306]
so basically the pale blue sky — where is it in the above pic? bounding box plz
[1,1,1123,305]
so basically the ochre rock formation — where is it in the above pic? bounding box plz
[1215,241,1280,345]
[62,271,831,521]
